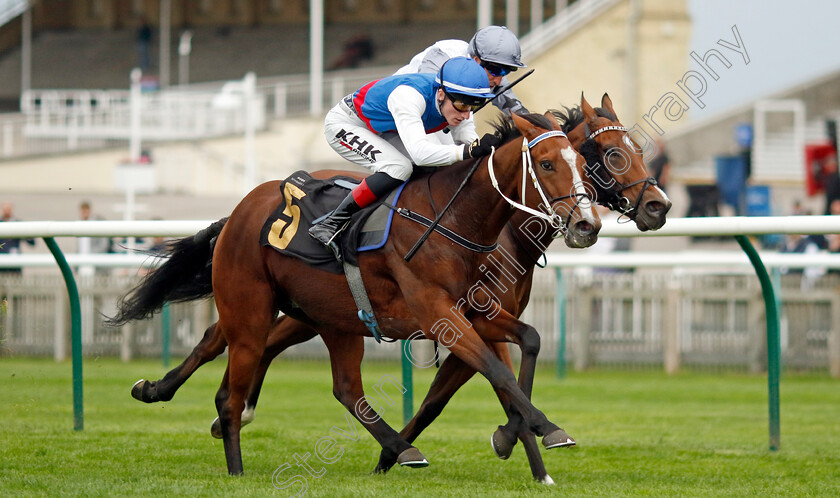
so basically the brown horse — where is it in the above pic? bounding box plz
[111,112,600,477]
[118,95,670,482]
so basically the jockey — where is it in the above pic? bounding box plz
[395,25,529,115]
[311,56,499,256]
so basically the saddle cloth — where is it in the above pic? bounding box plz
[259,170,406,274]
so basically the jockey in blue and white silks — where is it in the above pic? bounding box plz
[312,57,498,257]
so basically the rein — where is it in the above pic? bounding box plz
[583,124,658,220]
[403,158,484,262]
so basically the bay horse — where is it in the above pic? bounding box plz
[111,112,600,477]
[116,95,671,482]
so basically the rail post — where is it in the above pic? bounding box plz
[161,302,171,368]
[735,235,780,451]
[43,237,83,431]
[400,340,413,425]
[555,267,567,379]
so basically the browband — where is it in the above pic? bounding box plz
[528,130,567,149]
[587,125,628,139]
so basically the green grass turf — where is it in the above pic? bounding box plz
[0,357,838,497]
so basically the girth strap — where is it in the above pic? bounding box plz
[388,204,498,253]
[343,261,386,343]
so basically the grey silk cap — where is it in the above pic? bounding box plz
[468,26,526,68]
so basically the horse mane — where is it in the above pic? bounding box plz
[549,105,617,134]
[490,113,555,144]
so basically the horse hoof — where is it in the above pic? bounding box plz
[211,408,255,439]
[396,447,429,468]
[130,379,158,403]
[211,418,223,439]
[542,428,576,449]
[539,474,556,485]
[491,426,517,460]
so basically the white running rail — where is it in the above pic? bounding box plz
[0,0,28,28]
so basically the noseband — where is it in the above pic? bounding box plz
[583,124,658,219]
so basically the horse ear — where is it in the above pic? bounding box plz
[511,112,539,139]
[581,93,597,125]
[601,93,616,115]
[543,111,562,131]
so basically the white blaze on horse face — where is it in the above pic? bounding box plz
[560,146,596,225]
[653,185,670,202]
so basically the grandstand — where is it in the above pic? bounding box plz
[1,0,838,236]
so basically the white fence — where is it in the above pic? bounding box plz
[1,252,838,373]
[1,217,839,375]
[1,66,393,160]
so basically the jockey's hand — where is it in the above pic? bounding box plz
[464,133,501,159]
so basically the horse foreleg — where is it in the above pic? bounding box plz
[486,343,553,484]
[131,322,227,403]
[373,351,478,473]
[321,332,427,470]
[211,316,318,438]
[409,293,564,447]
[476,315,575,454]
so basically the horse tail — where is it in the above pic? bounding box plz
[106,218,228,326]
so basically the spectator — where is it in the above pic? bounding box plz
[827,199,840,254]
[822,153,840,215]
[329,34,374,70]
[78,201,112,277]
[648,138,671,193]
[780,232,824,289]
[137,18,153,70]
[0,202,36,275]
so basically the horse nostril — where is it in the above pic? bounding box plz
[645,200,672,216]
[574,221,594,236]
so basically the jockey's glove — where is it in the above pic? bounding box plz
[464,133,501,159]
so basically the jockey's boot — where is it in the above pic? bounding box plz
[309,192,361,260]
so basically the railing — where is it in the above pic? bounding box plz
[2,215,840,447]
[519,0,621,58]
[19,84,266,141]
[1,66,393,160]
[0,0,27,28]
[3,251,838,374]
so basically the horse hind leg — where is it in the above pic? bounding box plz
[131,322,227,403]
[210,316,319,438]
[216,338,267,475]
[321,333,426,469]
[374,351,478,474]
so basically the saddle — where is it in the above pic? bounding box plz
[259,170,407,274]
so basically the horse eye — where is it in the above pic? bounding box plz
[540,160,553,171]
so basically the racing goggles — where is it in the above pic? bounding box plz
[445,91,487,113]
[480,60,516,77]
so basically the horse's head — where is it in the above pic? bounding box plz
[548,94,672,231]
[497,113,601,248]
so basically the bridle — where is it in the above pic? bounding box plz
[583,123,658,220]
[487,130,592,239]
